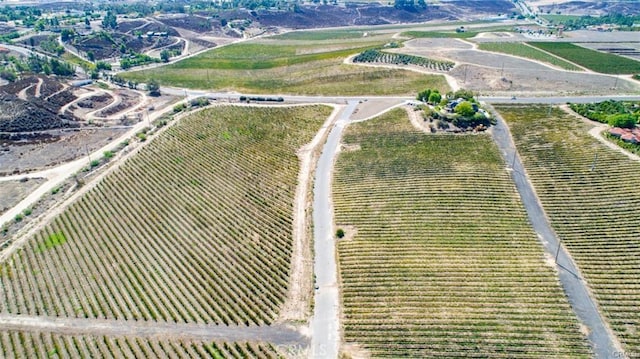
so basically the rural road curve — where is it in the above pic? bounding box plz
[489,108,623,359]
[0,314,306,346]
[310,100,359,359]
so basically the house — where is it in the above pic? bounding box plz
[609,127,640,144]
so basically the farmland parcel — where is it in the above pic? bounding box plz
[333,109,590,358]
[0,106,330,344]
[497,105,640,356]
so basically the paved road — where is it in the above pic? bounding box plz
[480,95,640,104]
[0,314,306,346]
[164,88,640,106]
[489,107,623,359]
[310,100,358,359]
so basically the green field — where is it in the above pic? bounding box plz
[478,42,582,71]
[333,108,589,357]
[497,104,640,355]
[402,30,479,39]
[540,14,581,24]
[0,331,280,358]
[0,105,330,325]
[528,42,640,74]
[122,42,449,95]
[268,30,370,41]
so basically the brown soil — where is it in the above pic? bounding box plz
[0,128,129,176]
[0,178,46,216]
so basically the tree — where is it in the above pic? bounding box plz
[417,88,431,102]
[84,17,90,27]
[453,89,474,101]
[96,61,111,71]
[102,11,117,29]
[428,91,441,105]
[160,49,170,63]
[147,79,160,96]
[454,101,475,117]
[60,29,75,42]
[87,51,95,62]
[608,114,637,129]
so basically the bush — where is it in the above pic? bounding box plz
[103,150,114,159]
[336,228,345,238]
[14,214,23,223]
[173,103,186,113]
[608,114,637,129]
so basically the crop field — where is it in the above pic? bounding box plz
[402,30,478,39]
[123,41,449,95]
[0,105,330,324]
[353,49,455,72]
[528,42,640,74]
[496,104,640,355]
[477,42,582,71]
[268,30,371,41]
[0,331,279,358]
[333,109,590,357]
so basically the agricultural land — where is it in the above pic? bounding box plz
[1,0,640,358]
[333,108,590,358]
[496,104,640,356]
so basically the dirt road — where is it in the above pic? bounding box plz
[0,314,307,346]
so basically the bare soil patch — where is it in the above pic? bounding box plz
[351,99,406,121]
[0,178,46,216]
[400,38,640,95]
[0,128,128,175]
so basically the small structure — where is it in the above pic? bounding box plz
[71,79,93,87]
[609,127,640,144]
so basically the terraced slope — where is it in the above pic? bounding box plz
[333,109,590,358]
[497,104,640,356]
[0,331,279,358]
[0,105,330,325]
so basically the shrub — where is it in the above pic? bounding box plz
[90,160,100,167]
[336,228,345,238]
[14,214,23,223]
[103,150,114,159]
[608,114,637,129]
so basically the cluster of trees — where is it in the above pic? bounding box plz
[418,88,493,131]
[107,74,139,90]
[570,100,639,128]
[0,53,75,79]
[416,88,441,105]
[36,36,64,56]
[27,54,75,76]
[394,0,427,12]
[547,13,640,30]
[120,53,160,69]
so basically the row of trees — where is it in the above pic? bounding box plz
[570,100,639,128]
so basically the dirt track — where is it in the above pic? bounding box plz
[0,314,307,346]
